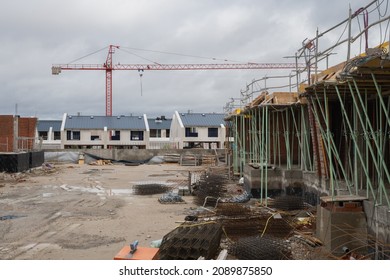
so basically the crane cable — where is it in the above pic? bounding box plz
[66,46,108,64]
[138,69,144,96]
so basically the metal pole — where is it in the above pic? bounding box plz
[265,105,269,206]
[347,5,352,61]
[260,107,264,204]
[349,80,390,206]
[323,88,335,196]
[335,85,377,201]
[311,90,351,191]
[291,107,304,170]
[277,112,281,167]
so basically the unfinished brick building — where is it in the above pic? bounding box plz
[0,115,37,152]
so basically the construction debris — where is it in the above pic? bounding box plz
[163,154,181,163]
[89,159,112,166]
[180,154,199,166]
[158,192,185,204]
[201,155,217,166]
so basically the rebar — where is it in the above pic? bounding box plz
[229,235,292,260]
[193,172,227,206]
[158,222,223,260]
[268,195,305,211]
[132,183,170,195]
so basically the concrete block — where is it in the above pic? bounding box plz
[29,151,44,168]
[316,205,368,256]
[283,169,303,179]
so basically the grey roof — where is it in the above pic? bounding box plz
[179,113,225,127]
[148,118,172,130]
[64,115,146,130]
[37,120,62,132]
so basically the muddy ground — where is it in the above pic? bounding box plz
[0,163,204,260]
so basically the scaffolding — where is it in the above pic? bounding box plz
[225,1,390,209]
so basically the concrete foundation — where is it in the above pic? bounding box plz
[0,153,29,172]
[243,164,323,204]
[0,151,44,173]
[316,205,368,256]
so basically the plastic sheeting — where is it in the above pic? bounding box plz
[44,152,79,163]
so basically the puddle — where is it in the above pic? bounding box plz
[0,214,27,221]
[81,169,115,175]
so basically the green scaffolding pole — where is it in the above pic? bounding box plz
[310,90,354,194]
[233,115,239,175]
[335,85,378,203]
[277,112,281,167]
[272,111,277,166]
[281,109,291,169]
[241,113,246,178]
[350,79,390,207]
[309,95,341,193]
[290,107,304,170]
[371,73,390,205]
[260,106,265,204]
[265,106,269,206]
[301,105,313,171]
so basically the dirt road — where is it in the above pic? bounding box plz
[0,163,203,260]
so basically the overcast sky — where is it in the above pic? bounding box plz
[1,0,388,120]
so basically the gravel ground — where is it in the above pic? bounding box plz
[0,163,204,260]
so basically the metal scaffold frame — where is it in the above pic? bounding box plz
[225,83,314,205]
[298,0,390,207]
[224,0,390,208]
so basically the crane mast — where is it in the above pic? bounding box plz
[52,45,303,116]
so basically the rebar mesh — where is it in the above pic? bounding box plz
[132,183,170,195]
[229,235,292,260]
[221,215,293,239]
[158,222,223,260]
[193,173,227,206]
[268,195,305,211]
[216,203,251,216]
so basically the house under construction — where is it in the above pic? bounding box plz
[224,2,390,258]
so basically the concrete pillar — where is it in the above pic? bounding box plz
[13,115,19,152]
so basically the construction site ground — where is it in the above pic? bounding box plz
[0,163,204,260]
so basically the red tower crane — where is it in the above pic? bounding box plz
[52,45,304,116]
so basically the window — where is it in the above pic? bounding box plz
[38,131,48,140]
[166,129,170,138]
[131,131,144,140]
[54,131,61,140]
[66,131,80,140]
[185,127,198,137]
[111,130,120,141]
[208,128,218,137]
[91,135,100,141]
[150,129,161,138]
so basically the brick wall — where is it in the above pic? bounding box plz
[18,117,37,151]
[0,115,14,152]
[0,115,37,152]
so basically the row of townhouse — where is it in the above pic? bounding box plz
[37,111,227,150]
